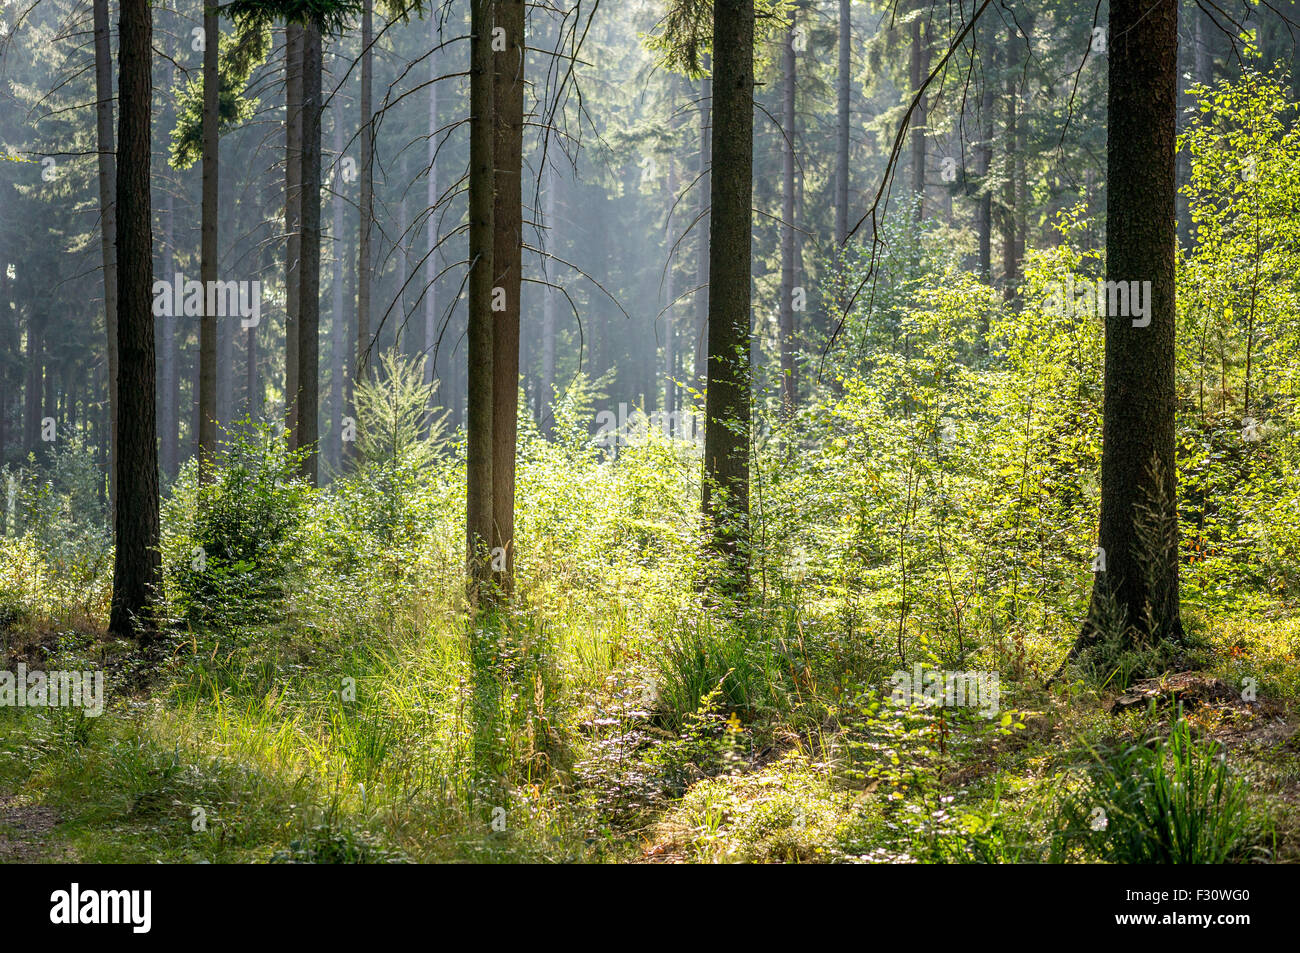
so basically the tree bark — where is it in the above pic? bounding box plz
[466,0,496,600]
[540,163,557,434]
[285,23,303,451]
[354,1,373,419]
[161,174,177,480]
[779,23,797,417]
[92,0,118,511]
[424,20,440,391]
[835,0,850,249]
[973,26,994,279]
[1001,25,1019,297]
[109,0,160,640]
[491,0,524,594]
[702,0,754,591]
[1080,0,1183,653]
[693,63,711,392]
[331,84,346,473]
[296,21,322,484]
[197,4,219,480]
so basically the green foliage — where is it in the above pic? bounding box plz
[352,348,445,472]
[1051,716,1264,863]
[643,0,792,76]
[162,423,313,630]
[222,0,364,34]
[169,15,272,169]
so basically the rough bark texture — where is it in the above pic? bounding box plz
[198,6,219,479]
[286,24,303,451]
[490,0,524,595]
[109,0,160,640]
[424,20,440,391]
[779,25,797,417]
[540,164,556,433]
[694,64,711,392]
[835,0,850,249]
[702,0,754,591]
[331,95,346,474]
[92,0,118,511]
[466,0,495,600]
[1082,0,1183,649]
[973,28,994,279]
[354,3,373,412]
[296,22,322,485]
[161,184,177,479]
[1001,25,1019,297]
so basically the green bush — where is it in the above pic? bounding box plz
[162,423,312,630]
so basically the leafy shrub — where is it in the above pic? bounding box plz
[162,423,312,630]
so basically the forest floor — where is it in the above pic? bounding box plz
[2,602,1299,864]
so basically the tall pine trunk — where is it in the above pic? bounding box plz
[161,175,177,479]
[424,20,440,391]
[285,24,303,450]
[354,1,373,421]
[466,0,496,599]
[702,0,754,591]
[296,21,323,484]
[110,0,160,640]
[779,24,797,417]
[835,0,850,249]
[1078,0,1183,656]
[331,84,346,473]
[491,0,524,594]
[909,13,926,219]
[92,0,118,511]
[540,163,556,433]
[693,63,711,392]
[1000,25,1019,297]
[197,4,218,478]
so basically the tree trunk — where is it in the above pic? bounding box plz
[93,0,118,511]
[694,63,711,392]
[835,0,850,248]
[354,1,373,415]
[110,0,160,640]
[424,21,440,391]
[540,162,556,433]
[285,23,303,450]
[909,13,927,218]
[296,21,322,484]
[466,0,496,599]
[702,0,754,591]
[247,318,259,417]
[197,4,218,479]
[331,87,346,473]
[161,172,177,480]
[973,28,994,279]
[491,0,524,595]
[779,24,797,417]
[23,315,41,454]
[664,121,677,421]
[1079,0,1183,655]
[1001,25,1019,296]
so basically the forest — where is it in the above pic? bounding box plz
[0,0,1297,872]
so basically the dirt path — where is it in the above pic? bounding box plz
[0,792,66,863]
